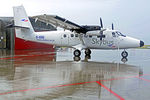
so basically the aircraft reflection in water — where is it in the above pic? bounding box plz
[0,50,143,100]
[121,57,128,63]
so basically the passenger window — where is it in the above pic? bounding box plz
[97,36,100,38]
[71,34,74,37]
[89,35,92,38]
[63,34,67,38]
[75,34,78,37]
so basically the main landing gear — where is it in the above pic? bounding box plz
[74,49,91,57]
[73,50,81,61]
[74,49,81,57]
[85,49,91,55]
[73,49,91,61]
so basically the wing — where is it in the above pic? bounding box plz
[32,14,87,33]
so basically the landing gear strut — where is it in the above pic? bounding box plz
[121,50,128,58]
[74,49,81,57]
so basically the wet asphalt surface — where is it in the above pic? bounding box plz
[0,49,150,100]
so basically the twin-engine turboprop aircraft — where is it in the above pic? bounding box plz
[13,6,144,58]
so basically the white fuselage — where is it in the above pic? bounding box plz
[16,29,141,50]
[13,5,143,51]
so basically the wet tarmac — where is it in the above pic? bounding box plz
[0,49,150,100]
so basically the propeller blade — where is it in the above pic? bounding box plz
[100,18,103,29]
[99,17,106,40]
[112,23,114,30]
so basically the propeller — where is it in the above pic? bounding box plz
[99,17,105,40]
[100,18,103,29]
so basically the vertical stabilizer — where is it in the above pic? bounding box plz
[13,5,35,39]
[13,5,34,32]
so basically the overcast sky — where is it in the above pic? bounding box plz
[0,0,150,44]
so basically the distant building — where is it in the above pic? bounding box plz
[0,17,56,50]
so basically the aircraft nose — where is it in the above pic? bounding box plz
[140,40,144,47]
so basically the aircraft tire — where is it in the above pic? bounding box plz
[85,49,91,55]
[74,50,81,57]
[121,51,128,58]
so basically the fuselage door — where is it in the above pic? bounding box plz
[68,33,80,46]
[69,34,75,46]
[61,33,69,46]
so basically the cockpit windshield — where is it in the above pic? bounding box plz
[112,31,126,37]
[116,31,126,37]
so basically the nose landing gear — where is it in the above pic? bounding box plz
[121,50,128,58]
[121,50,128,63]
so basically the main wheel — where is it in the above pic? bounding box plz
[85,49,91,55]
[121,51,128,58]
[73,57,81,61]
[74,49,81,57]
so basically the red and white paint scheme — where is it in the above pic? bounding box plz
[13,5,144,57]
[15,36,53,50]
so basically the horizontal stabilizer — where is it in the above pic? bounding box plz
[13,25,30,29]
[6,24,29,29]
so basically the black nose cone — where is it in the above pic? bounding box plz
[140,40,144,47]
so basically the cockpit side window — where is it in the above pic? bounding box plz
[112,32,116,37]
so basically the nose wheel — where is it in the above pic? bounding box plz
[121,50,128,63]
[121,50,128,58]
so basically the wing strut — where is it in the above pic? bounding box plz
[78,34,85,45]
